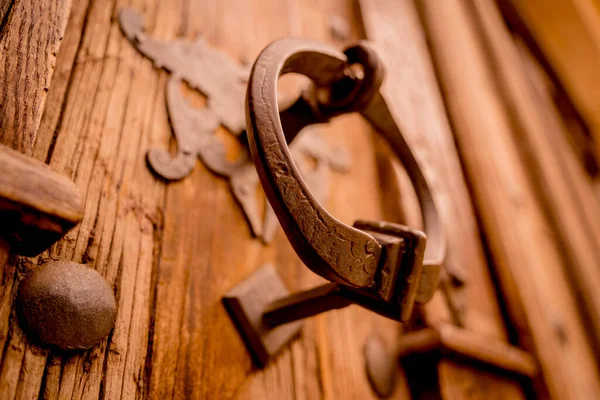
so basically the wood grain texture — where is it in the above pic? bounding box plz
[495,0,600,177]
[467,0,600,362]
[358,0,527,398]
[0,1,74,398]
[0,0,411,398]
[503,0,600,160]
[33,0,92,163]
[0,0,72,156]
[417,0,600,398]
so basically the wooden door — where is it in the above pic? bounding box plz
[0,0,530,398]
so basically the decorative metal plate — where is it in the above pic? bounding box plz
[119,9,349,243]
[222,264,303,367]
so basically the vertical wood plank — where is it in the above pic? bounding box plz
[504,0,600,161]
[418,0,600,398]
[0,1,72,398]
[358,0,527,398]
[34,0,93,162]
[469,0,600,363]
[0,0,72,155]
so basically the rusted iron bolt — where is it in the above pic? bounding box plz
[17,261,117,351]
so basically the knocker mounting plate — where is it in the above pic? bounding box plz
[223,264,304,367]
[223,38,450,368]
[118,9,350,243]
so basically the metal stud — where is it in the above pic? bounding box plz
[17,261,117,351]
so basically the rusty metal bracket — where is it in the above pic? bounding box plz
[118,9,349,243]
[363,324,538,398]
[225,39,448,367]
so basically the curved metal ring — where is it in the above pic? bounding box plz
[246,38,445,304]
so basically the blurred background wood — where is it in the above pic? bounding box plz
[360,0,528,398]
[498,0,600,166]
[470,0,600,360]
[417,0,600,398]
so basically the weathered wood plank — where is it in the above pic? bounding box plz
[0,1,72,398]
[467,0,600,361]
[503,0,600,161]
[359,0,527,398]
[516,41,600,316]
[417,0,600,398]
[34,0,92,163]
[0,145,82,241]
[0,0,414,398]
[149,0,406,397]
[495,0,600,177]
[0,0,167,397]
[0,0,72,156]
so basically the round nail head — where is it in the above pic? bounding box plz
[17,261,117,351]
[364,335,397,398]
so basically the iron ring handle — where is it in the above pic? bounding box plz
[246,38,445,303]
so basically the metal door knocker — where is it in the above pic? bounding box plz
[224,38,446,366]
[119,9,350,243]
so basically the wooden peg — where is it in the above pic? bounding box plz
[0,145,82,259]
